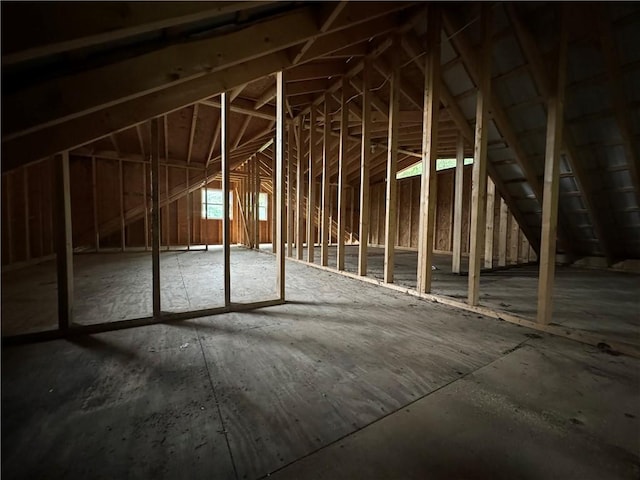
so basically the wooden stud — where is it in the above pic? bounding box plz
[321,93,331,266]
[307,107,317,262]
[287,122,294,257]
[484,177,495,268]
[119,159,125,251]
[55,151,73,330]
[357,60,372,275]
[91,157,100,251]
[142,157,149,251]
[509,214,519,264]
[417,10,440,293]
[186,168,191,250]
[296,118,304,260]
[221,92,231,306]
[254,155,260,248]
[498,197,508,267]
[272,143,277,253]
[165,164,170,250]
[186,104,199,164]
[467,4,492,306]
[383,37,401,283]
[276,71,286,300]
[23,168,30,261]
[337,77,349,271]
[204,167,209,249]
[451,139,465,274]
[537,7,568,325]
[151,118,161,318]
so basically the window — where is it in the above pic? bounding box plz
[396,157,474,179]
[201,189,233,219]
[258,192,268,221]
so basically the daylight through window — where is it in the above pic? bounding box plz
[201,189,233,219]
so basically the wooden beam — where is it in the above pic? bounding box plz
[416,9,440,293]
[296,118,304,260]
[2,2,271,65]
[54,151,73,330]
[358,59,372,276]
[233,115,252,150]
[271,141,277,252]
[119,159,125,251]
[337,77,349,271]
[276,71,286,300]
[136,124,146,158]
[506,3,615,264]
[443,11,577,256]
[597,5,640,249]
[5,7,319,138]
[253,155,260,248]
[451,134,464,274]
[537,8,568,325]
[287,121,294,257]
[292,1,348,64]
[468,4,491,306]
[186,104,199,164]
[510,213,519,265]
[4,9,419,173]
[484,177,495,268]
[321,94,331,266]
[307,106,317,263]
[498,198,508,267]
[186,168,191,250]
[230,82,248,102]
[92,157,100,250]
[142,157,149,251]
[221,92,232,306]
[150,118,161,316]
[383,37,400,284]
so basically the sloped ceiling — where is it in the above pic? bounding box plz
[2,1,639,261]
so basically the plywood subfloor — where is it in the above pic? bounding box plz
[2,251,639,479]
[290,245,640,350]
[1,246,277,336]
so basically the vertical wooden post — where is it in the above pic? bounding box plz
[204,167,209,250]
[468,4,492,306]
[142,158,149,251]
[329,185,334,246]
[452,138,465,273]
[349,187,355,244]
[253,154,260,250]
[151,118,161,318]
[510,214,519,264]
[287,122,294,257]
[272,143,277,253]
[537,8,567,324]
[321,93,331,266]
[221,92,231,306]
[417,10,440,293]
[55,152,73,330]
[337,78,348,271]
[296,117,304,260]
[275,71,286,300]
[307,107,317,262]
[186,168,191,251]
[498,198,508,267]
[119,159,125,251]
[165,164,170,250]
[384,37,401,284]
[358,60,372,275]
[92,156,100,251]
[23,168,31,261]
[484,177,495,268]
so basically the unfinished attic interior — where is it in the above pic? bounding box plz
[2,1,639,478]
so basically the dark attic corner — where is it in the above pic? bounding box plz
[1,2,639,479]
